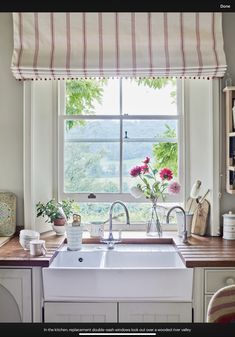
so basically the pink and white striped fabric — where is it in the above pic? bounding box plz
[207,284,235,323]
[11,12,227,80]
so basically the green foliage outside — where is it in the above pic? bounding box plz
[153,124,178,176]
[64,142,119,193]
[134,77,176,104]
[66,79,107,130]
[65,78,178,195]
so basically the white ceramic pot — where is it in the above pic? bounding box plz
[52,218,66,236]
[52,224,66,236]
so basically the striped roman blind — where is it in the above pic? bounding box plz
[11,12,227,80]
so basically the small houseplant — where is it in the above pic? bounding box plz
[36,199,74,235]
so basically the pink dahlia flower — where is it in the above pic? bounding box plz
[159,168,173,181]
[168,181,181,194]
[130,166,142,177]
[143,156,150,164]
[140,164,149,174]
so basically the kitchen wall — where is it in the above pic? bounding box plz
[0,12,234,227]
[0,13,23,226]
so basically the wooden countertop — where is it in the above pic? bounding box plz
[0,231,235,268]
[177,235,235,267]
[0,231,65,267]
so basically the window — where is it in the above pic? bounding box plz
[58,78,183,227]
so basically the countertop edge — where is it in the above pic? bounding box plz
[0,231,235,268]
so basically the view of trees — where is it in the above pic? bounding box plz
[66,79,107,129]
[64,78,178,221]
[153,124,178,176]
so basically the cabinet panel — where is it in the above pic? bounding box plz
[44,302,117,322]
[0,268,32,322]
[119,302,192,323]
[205,269,235,293]
[204,295,212,322]
[0,284,21,322]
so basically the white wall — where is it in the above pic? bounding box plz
[0,13,23,226]
[24,81,57,232]
[184,79,220,235]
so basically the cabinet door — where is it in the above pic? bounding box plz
[44,302,117,322]
[119,302,192,322]
[204,268,235,322]
[0,268,32,322]
[204,295,213,322]
[205,269,235,293]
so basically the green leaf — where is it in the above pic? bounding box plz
[143,178,150,189]
[152,124,178,176]
[144,174,155,180]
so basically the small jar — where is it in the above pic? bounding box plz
[222,211,235,240]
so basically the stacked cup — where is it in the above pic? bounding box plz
[66,225,83,251]
[66,213,83,251]
[19,229,40,250]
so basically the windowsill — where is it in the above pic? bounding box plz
[81,230,179,244]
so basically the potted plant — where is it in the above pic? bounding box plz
[36,199,74,235]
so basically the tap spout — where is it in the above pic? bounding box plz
[166,206,188,243]
[102,200,130,249]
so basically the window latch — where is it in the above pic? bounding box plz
[88,193,96,199]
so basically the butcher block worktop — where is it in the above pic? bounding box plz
[0,231,65,267]
[177,235,235,267]
[0,231,235,268]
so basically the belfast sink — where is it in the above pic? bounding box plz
[103,251,184,268]
[43,244,193,302]
[50,250,104,268]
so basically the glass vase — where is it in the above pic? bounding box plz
[146,200,162,237]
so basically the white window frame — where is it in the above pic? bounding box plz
[23,78,220,235]
[57,79,184,205]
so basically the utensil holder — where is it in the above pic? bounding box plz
[176,212,193,237]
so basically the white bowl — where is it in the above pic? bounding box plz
[19,230,40,250]
[20,229,39,237]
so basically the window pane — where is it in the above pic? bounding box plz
[66,79,119,115]
[122,120,178,192]
[76,202,179,229]
[64,80,180,204]
[122,78,177,115]
[65,120,120,140]
[64,142,120,193]
[123,120,178,139]
[123,141,177,193]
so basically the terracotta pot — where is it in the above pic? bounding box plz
[53,218,66,226]
[52,218,66,235]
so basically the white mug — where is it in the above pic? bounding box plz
[90,221,104,238]
[29,239,47,256]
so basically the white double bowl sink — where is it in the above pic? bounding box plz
[43,244,193,302]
